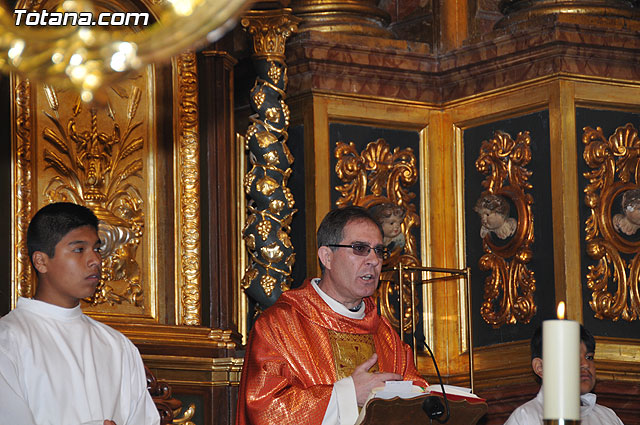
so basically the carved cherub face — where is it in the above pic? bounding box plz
[477,208,507,230]
[474,195,510,230]
[368,203,405,240]
[624,201,640,225]
[380,213,403,238]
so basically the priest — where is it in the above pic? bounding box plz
[236,206,427,425]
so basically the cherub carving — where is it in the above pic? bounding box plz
[368,203,406,253]
[474,194,517,239]
[613,189,640,236]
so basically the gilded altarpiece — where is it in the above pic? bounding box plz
[11,72,162,321]
[9,0,203,325]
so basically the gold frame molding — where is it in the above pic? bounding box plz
[173,51,202,326]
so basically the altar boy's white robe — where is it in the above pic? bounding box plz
[0,297,160,425]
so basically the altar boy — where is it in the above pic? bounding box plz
[0,202,160,425]
[504,325,624,425]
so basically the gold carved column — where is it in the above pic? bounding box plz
[240,10,301,310]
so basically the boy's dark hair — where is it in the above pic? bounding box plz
[316,206,383,271]
[531,323,596,360]
[27,202,99,263]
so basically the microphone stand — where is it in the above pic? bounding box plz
[422,339,451,423]
[385,263,475,393]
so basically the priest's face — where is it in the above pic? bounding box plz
[318,218,383,309]
[580,341,596,394]
[33,225,102,308]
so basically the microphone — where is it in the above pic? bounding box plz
[422,395,445,418]
[421,340,450,423]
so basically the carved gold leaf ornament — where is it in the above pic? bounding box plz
[256,130,278,148]
[244,233,256,250]
[278,229,292,248]
[261,242,284,263]
[0,0,251,101]
[262,150,280,165]
[256,175,279,196]
[241,266,258,290]
[265,107,280,123]
[334,137,420,332]
[475,130,536,327]
[583,123,640,321]
[268,199,285,214]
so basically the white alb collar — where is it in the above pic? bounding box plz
[311,278,365,319]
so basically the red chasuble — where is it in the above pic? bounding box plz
[235,279,427,425]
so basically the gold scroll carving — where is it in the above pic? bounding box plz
[334,138,420,332]
[474,130,536,327]
[174,51,201,326]
[583,123,640,321]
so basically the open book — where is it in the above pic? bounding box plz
[355,381,486,425]
[425,384,485,402]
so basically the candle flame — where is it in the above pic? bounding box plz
[557,301,565,320]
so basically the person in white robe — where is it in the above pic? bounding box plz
[0,202,160,425]
[504,325,624,425]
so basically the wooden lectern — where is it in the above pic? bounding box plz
[358,393,488,425]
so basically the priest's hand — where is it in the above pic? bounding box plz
[352,353,402,406]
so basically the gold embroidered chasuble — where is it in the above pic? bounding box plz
[235,279,427,425]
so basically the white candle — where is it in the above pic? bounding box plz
[542,302,580,420]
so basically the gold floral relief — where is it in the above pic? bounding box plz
[12,67,159,319]
[474,130,536,327]
[334,138,420,331]
[41,83,147,308]
[583,123,640,321]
